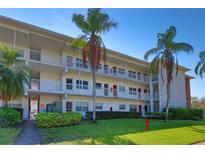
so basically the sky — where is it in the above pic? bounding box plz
[0,8,204,98]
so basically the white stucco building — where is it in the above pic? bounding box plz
[0,15,193,119]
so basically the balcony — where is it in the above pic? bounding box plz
[29,79,40,91]
[65,59,150,83]
[65,84,151,100]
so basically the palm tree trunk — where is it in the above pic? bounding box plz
[92,70,96,123]
[165,81,171,122]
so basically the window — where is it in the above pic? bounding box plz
[144,89,147,93]
[137,72,141,80]
[130,104,137,112]
[104,65,109,74]
[96,83,102,89]
[66,56,73,67]
[97,64,101,71]
[18,49,24,58]
[76,80,82,89]
[76,58,88,69]
[75,102,88,112]
[96,103,103,110]
[30,49,41,61]
[119,104,126,110]
[119,85,125,92]
[66,102,72,112]
[128,71,136,79]
[83,81,88,89]
[129,87,137,95]
[112,67,117,75]
[118,68,125,76]
[144,105,148,113]
[76,80,88,89]
[66,78,73,90]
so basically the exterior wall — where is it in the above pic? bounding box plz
[185,77,192,108]
[41,49,62,66]
[40,72,62,92]
[65,95,149,116]
[158,69,187,111]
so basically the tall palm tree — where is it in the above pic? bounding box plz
[144,26,193,122]
[0,43,30,107]
[195,51,205,77]
[72,8,117,122]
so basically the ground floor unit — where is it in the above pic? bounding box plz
[0,93,157,120]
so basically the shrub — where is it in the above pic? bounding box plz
[0,107,22,128]
[86,111,138,120]
[169,108,203,120]
[146,112,173,119]
[36,112,82,128]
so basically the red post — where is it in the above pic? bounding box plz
[145,118,149,131]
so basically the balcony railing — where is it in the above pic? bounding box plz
[66,59,150,83]
[29,79,40,91]
[65,84,151,100]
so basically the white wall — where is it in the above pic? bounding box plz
[158,68,186,111]
[40,72,62,92]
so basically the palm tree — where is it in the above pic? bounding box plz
[195,51,205,77]
[0,43,30,107]
[72,8,117,122]
[144,26,193,122]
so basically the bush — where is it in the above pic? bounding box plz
[36,112,82,128]
[0,107,22,128]
[86,111,138,120]
[12,108,23,119]
[146,112,173,119]
[169,108,203,120]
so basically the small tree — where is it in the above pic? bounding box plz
[144,26,193,122]
[72,9,117,122]
[0,43,30,107]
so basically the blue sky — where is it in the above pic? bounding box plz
[0,8,204,98]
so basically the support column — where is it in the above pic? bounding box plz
[62,95,67,113]
[149,75,154,112]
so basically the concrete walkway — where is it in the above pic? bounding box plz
[15,120,41,145]
[194,141,205,145]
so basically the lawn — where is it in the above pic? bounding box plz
[0,128,20,145]
[39,119,205,145]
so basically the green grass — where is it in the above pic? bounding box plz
[0,128,20,145]
[40,119,205,145]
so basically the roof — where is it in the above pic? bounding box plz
[0,15,190,72]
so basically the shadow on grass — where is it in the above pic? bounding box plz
[39,119,205,145]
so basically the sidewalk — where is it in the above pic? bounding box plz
[15,120,41,145]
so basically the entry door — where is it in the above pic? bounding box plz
[30,100,38,119]
[138,105,142,114]
[113,85,117,97]
[104,84,109,96]
[66,102,72,112]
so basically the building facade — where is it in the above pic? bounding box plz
[0,16,192,119]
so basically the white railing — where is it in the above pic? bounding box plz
[30,79,40,91]
[66,59,150,83]
[65,84,150,100]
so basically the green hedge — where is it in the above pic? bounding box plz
[0,107,22,128]
[147,108,203,120]
[86,111,138,120]
[146,112,173,119]
[169,108,203,120]
[36,112,82,128]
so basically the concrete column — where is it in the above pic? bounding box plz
[62,98,67,112]
[149,75,154,112]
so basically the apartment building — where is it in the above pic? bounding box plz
[0,15,193,119]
